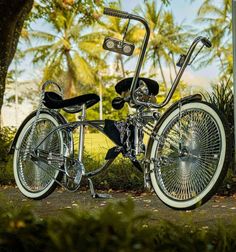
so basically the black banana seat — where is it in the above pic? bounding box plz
[43,91,100,113]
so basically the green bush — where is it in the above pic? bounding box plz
[203,79,234,171]
[0,127,16,184]
[82,153,143,190]
[203,79,234,130]
[0,127,16,161]
[0,201,47,252]
[0,155,14,184]
[1,199,236,251]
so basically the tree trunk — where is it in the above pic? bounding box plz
[157,53,167,92]
[0,0,33,127]
[171,52,177,75]
[116,54,125,78]
[65,51,76,97]
[119,54,126,78]
[168,62,173,84]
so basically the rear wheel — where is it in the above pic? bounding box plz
[149,101,231,209]
[13,111,64,199]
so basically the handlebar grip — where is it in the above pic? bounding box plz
[201,37,212,48]
[103,7,129,19]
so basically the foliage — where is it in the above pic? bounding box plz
[87,84,128,121]
[24,0,106,98]
[0,156,14,185]
[202,78,234,169]
[219,168,236,196]
[194,0,234,170]
[82,153,143,190]
[0,200,47,252]
[0,127,16,184]
[0,127,16,162]
[161,0,170,5]
[195,0,232,78]
[29,0,104,25]
[136,0,192,89]
[5,49,39,107]
[1,199,236,251]
[144,0,171,5]
[97,0,143,78]
[203,78,233,130]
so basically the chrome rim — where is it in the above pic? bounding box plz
[17,119,61,192]
[155,108,222,201]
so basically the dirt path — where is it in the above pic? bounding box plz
[1,186,236,226]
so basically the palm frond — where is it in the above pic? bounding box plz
[198,4,223,17]
[73,52,96,85]
[43,52,64,81]
[28,30,56,42]
[68,23,82,40]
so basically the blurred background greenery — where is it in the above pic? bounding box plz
[0,0,234,186]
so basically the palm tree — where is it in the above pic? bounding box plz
[195,0,232,77]
[25,2,105,97]
[136,1,191,90]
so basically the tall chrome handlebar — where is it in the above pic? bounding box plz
[134,36,212,109]
[153,36,211,108]
[104,7,150,103]
[103,7,211,109]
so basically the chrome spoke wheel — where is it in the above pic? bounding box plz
[13,112,64,199]
[156,109,221,200]
[149,102,230,209]
[17,119,61,191]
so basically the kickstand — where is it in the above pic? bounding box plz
[88,178,112,199]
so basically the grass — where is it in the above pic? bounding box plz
[83,132,115,162]
[81,132,144,190]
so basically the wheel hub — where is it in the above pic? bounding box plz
[179,146,189,160]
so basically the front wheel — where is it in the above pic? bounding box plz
[13,111,65,199]
[148,101,231,209]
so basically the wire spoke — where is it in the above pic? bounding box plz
[18,118,62,192]
[154,107,222,201]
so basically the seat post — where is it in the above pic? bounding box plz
[78,104,86,174]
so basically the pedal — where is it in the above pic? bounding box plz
[88,178,112,199]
